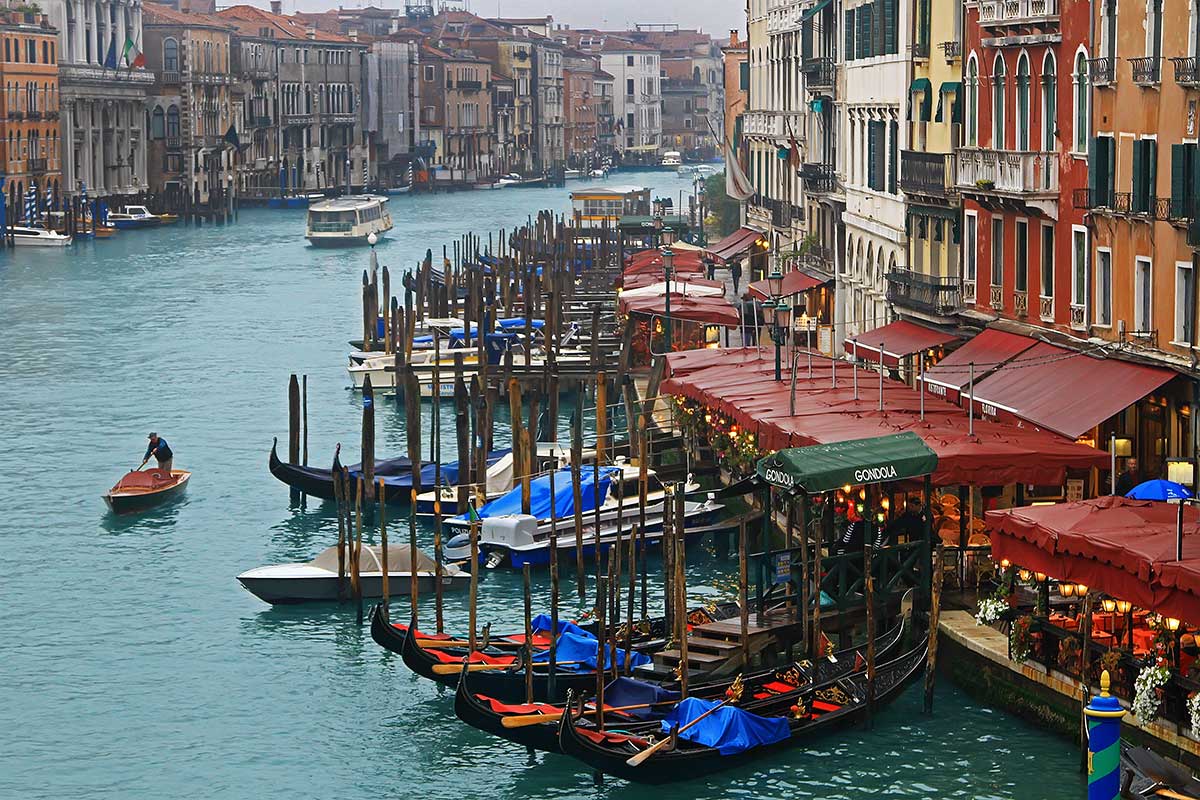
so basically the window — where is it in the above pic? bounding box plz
[1171,143,1199,219]
[1090,135,1116,207]
[1177,262,1196,344]
[1072,227,1088,309]
[1041,53,1057,150]
[626,55,634,66]
[424,65,434,81]
[992,55,1006,148]
[1015,220,1028,292]
[966,55,979,146]
[1073,52,1089,153]
[151,106,164,138]
[888,119,898,193]
[1016,53,1030,150]
[1103,0,1118,63]
[1132,138,1158,214]
[965,212,978,284]
[166,104,180,138]
[1096,248,1112,325]
[1148,0,1163,61]
[163,37,178,71]
[4,40,8,62]
[845,8,855,60]
[626,78,634,95]
[1135,257,1153,332]
[867,119,886,191]
[991,217,1004,288]
[1040,223,1054,298]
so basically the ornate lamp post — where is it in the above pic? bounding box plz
[766,269,787,381]
[662,245,675,353]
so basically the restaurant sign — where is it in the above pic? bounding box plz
[755,431,939,494]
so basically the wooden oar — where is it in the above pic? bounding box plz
[430,660,587,675]
[625,675,745,767]
[501,699,678,728]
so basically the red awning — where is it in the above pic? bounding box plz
[920,328,1037,403]
[969,341,1177,439]
[708,226,766,262]
[988,496,1200,624]
[621,294,741,327]
[625,248,707,269]
[659,346,1108,487]
[746,268,827,300]
[844,320,957,368]
[622,266,708,289]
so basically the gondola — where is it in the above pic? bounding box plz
[382,603,740,697]
[452,613,910,755]
[1121,744,1200,799]
[103,468,191,514]
[267,439,507,502]
[557,635,929,785]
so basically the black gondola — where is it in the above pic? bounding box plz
[1121,744,1200,799]
[452,614,910,755]
[556,636,928,785]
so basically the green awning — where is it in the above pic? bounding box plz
[755,432,939,494]
[935,81,962,123]
[910,78,932,122]
[801,0,834,21]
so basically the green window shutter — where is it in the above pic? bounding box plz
[845,9,855,61]
[1171,143,1190,219]
[1192,144,1200,220]
[883,0,897,54]
[868,121,879,189]
[873,1,885,57]
[858,6,872,59]
[1132,139,1146,212]
[1147,139,1158,210]
[739,61,749,91]
[1105,136,1116,208]
[1089,136,1102,203]
[888,120,898,193]
[802,17,813,61]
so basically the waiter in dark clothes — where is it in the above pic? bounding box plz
[141,432,174,472]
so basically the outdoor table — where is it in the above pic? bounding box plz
[1132,628,1157,652]
[1091,630,1116,648]
[1050,613,1078,631]
[1092,612,1116,633]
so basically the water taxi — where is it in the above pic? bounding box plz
[305,195,392,246]
[660,150,683,167]
[107,205,160,229]
[10,225,71,246]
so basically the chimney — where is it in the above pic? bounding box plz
[348,27,358,41]
[306,24,317,39]
[729,29,740,47]
[270,0,281,14]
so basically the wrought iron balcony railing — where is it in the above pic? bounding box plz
[941,41,961,60]
[885,269,962,317]
[800,161,837,194]
[1089,57,1116,85]
[900,150,956,197]
[802,57,835,90]
[1172,56,1200,86]
[1130,56,1162,85]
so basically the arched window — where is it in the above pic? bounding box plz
[1041,52,1057,150]
[992,54,1007,149]
[1015,53,1030,150]
[1073,51,1089,153]
[151,106,164,138]
[163,37,178,71]
[166,104,180,138]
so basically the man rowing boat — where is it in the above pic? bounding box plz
[141,432,174,472]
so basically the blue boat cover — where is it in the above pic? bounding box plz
[497,317,545,330]
[532,631,650,671]
[530,614,594,640]
[604,677,680,720]
[453,466,618,522]
[659,697,790,755]
[410,326,480,345]
[348,449,510,489]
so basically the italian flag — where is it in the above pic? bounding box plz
[122,37,145,68]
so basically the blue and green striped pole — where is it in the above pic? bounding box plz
[1084,670,1126,800]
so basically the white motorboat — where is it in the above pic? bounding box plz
[106,205,160,229]
[306,195,393,246]
[349,348,482,391]
[236,543,468,604]
[9,225,71,246]
[660,150,683,167]
[497,173,524,187]
[414,452,517,515]
[564,168,583,180]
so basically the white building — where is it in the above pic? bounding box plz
[597,38,661,156]
[45,0,155,197]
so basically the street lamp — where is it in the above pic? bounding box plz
[771,300,791,382]
[662,246,675,353]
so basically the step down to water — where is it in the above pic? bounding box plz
[686,636,741,655]
[653,648,728,668]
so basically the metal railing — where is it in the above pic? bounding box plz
[1075,188,1177,220]
[161,70,180,85]
[1130,56,1162,85]
[886,269,962,316]
[941,41,961,59]
[1089,57,1116,85]
[28,157,46,173]
[802,57,835,89]
[800,161,837,193]
[1171,56,1200,86]
[956,148,1058,195]
[978,0,1059,25]
[900,149,956,197]
[913,40,930,59]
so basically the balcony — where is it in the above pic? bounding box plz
[1073,188,1174,220]
[885,269,962,317]
[8,108,22,120]
[1089,57,1116,85]
[165,135,182,149]
[252,115,272,127]
[978,0,1059,26]
[1013,290,1029,317]
[941,41,961,60]
[800,161,837,194]
[802,57,835,91]
[742,110,784,138]
[771,199,793,228]
[1171,57,1200,87]
[956,148,1058,198]
[1130,56,1162,86]
[989,284,1003,310]
[457,79,483,91]
[161,70,180,85]
[900,150,956,198]
[913,41,930,59]
[1039,295,1054,322]
[28,157,46,173]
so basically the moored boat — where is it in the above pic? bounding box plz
[236,543,467,604]
[103,468,190,514]
[10,225,71,246]
[305,195,393,246]
[107,205,161,229]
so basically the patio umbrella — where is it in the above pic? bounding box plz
[1127,480,1195,561]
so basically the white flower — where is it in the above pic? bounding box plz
[1188,691,1200,734]
[975,596,1007,626]
[1131,663,1171,722]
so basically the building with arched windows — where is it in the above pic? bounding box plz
[0,10,64,219]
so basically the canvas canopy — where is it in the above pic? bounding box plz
[756,431,938,493]
[620,293,742,327]
[310,544,439,574]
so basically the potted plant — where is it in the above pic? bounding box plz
[975,178,996,190]
[1010,614,1034,662]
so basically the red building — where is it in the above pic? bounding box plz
[959,0,1091,331]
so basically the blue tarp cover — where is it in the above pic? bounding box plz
[497,317,545,330]
[455,466,618,522]
[530,614,593,640]
[659,697,791,755]
[532,631,651,671]
[349,449,510,489]
[605,677,680,719]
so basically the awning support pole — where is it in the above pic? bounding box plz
[1110,433,1117,496]
[967,361,975,437]
[878,339,885,412]
[919,351,925,421]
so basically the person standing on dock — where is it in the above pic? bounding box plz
[141,433,174,472]
[730,259,743,294]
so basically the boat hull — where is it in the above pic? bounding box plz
[237,571,467,604]
[103,470,190,514]
[109,218,159,230]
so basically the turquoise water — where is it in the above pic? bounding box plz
[0,171,1083,799]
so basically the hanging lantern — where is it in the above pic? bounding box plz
[1018,569,1032,583]
[1166,617,1183,632]
[1101,597,1117,613]
[999,558,1011,569]
[1075,584,1089,596]
[1115,599,1133,614]
[1059,583,1076,597]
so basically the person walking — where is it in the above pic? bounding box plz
[730,260,743,295]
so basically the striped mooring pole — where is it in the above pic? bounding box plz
[1084,670,1125,800]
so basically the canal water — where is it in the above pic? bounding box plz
[0,170,1082,799]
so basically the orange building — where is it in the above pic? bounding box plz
[0,10,62,219]
[721,30,747,157]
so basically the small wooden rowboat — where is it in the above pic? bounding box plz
[103,469,190,514]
